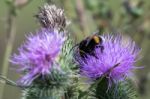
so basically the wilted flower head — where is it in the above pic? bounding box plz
[74,34,140,83]
[36,4,69,30]
[11,28,66,85]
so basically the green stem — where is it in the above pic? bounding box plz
[0,0,34,98]
[75,0,88,36]
[0,75,17,87]
[0,6,16,99]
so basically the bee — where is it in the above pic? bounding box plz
[74,33,104,58]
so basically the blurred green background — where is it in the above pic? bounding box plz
[0,0,150,99]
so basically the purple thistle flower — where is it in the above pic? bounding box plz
[75,34,140,84]
[11,28,66,85]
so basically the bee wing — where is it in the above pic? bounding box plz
[92,30,99,35]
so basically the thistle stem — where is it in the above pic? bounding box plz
[75,0,88,36]
[0,6,16,99]
[0,75,17,87]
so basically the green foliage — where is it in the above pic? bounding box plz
[87,78,137,99]
[1,0,147,98]
[21,36,78,99]
[59,37,79,99]
[60,36,76,70]
[75,77,137,99]
[22,86,64,99]
[21,66,69,99]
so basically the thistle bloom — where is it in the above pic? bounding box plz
[75,34,140,83]
[11,28,65,85]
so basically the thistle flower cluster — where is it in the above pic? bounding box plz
[11,29,65,85]
[11,4,70,86]
[10,3,141,99]
[74,34,140,84]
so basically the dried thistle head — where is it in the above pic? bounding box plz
[36,4,69,31]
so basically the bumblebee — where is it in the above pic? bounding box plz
[76,34,104,58]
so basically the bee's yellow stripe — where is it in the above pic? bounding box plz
[93,36,100,44]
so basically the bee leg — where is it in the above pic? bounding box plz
[96,45,104,53]
[89,52,98,59]
[100,46,104,53]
